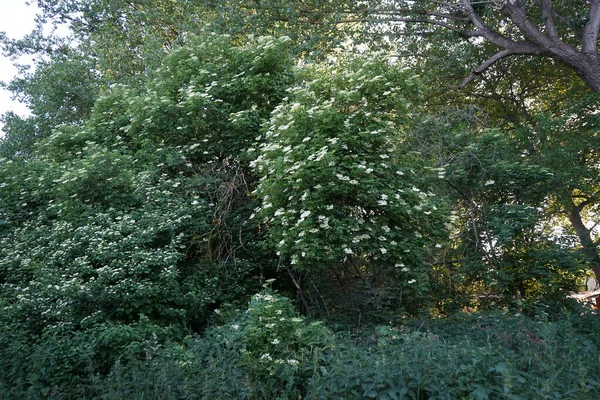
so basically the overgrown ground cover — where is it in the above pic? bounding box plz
[2,290,599,399]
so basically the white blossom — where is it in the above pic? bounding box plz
[300,210,311,219]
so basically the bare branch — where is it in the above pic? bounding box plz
[540,0,559,40]
[460,0,526,49]
[457,49,514,88]
[503,0,550,45]
[583,0,600,55]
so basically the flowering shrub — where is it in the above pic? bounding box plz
[238,289,332,375]
[205,288,333,398]
[114,34,294,162]
[0,33,295,390]
[252,54,450,314]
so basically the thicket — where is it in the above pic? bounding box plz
[2,290,599,399]
[0,17,598,398]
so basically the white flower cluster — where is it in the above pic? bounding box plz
[250,53,450,272]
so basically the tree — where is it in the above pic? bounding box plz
[0,49,100,157]
[521,93,600,286]
[406,26,600,288]
[369,1,600,292]
[364,0,600,93]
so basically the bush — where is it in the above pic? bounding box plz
[4,309,596,399]
[95,288,335,400]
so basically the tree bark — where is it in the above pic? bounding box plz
[556,53,600,94]
[568,205,600,283]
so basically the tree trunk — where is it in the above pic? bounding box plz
[568,206,600,283]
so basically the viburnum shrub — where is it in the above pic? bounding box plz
[239,289,332,372]
[0,33,296,383]
[252,53,450,314]
[212,287,333,398]
[118,34,294,162]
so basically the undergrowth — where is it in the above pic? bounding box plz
[1,292,599,399]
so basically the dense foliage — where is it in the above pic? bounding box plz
[1,0,599,398]
[253,54,450,317]
[2,296,599,399]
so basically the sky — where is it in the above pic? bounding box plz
[0,1,40,134]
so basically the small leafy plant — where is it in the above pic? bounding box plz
[230,286,333,398]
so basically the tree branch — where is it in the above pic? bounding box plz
[460,0,527,49]
[504,0,552,46]
[503,0,595,64]
[457,49,513,88]
[456,40,544,88]
[370,16,469,34]
[298,8,470,22]
[540,0,559,40]
[583,0,600,55]
[574,189,600,212]
[551,10,581,35]
[430,0,465,9]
